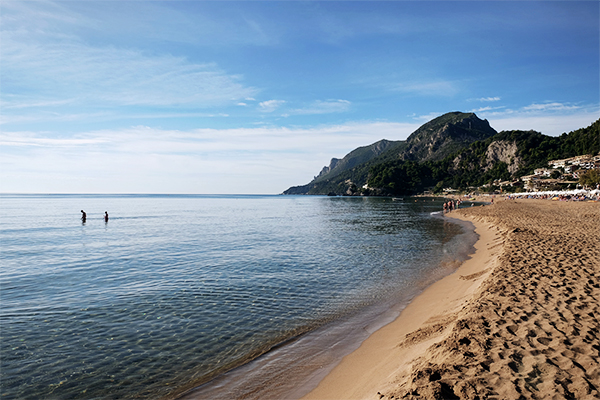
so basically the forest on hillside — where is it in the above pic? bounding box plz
[363,119,600,195]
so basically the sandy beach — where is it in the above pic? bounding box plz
[303,199,599,400]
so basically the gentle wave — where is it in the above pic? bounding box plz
[0,195,476,399]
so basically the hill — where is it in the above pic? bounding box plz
[284,113,600,196]
[400,112,498,161]
[313,139,404,184]
[284,112,497,195]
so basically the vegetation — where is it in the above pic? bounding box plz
[580,169,600,187]
[283,114,600,196]
[366,118,599,195]
[284,112,497,195]
[312,140,405,184]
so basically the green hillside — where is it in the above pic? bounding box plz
[284,112,497,195]
[313,139,405,184]
[283,113,600,196]
[366,118,600,196]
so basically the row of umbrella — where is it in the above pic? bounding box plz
[508,189,600,196]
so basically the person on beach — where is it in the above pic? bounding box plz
[443,202,448,213]
[104,211,109,222]
[81,210,86,222]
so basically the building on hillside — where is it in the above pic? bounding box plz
[548,155,585,168]
[520,174,540,190]
[548,154,600,171]
[536,179,563,190]
[496,180,522,188]
[534,168,558,177]
[549,159,568,169]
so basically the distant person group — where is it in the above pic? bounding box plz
[80,210,109,223]
[443,199,462,213]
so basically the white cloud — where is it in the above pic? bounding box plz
[0,131,108,148]
[2,38,257,108]
[413,112,444,122]
[476,97,501,102]
[469,106,506,113]
[0,110,231,126]
[475,102,599,135]
[287,99,351,115]
[392,80,459,97]
[0,2,259,114]
[487,113,598,136]
[0,121,420,194]
[0,98,78,110]
[521,102,580,112]
[258,100,286,113]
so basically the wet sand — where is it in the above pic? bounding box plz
[303,199,599,399]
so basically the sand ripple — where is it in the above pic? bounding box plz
[388,200,600,400]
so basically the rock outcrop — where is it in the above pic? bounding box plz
[315,158,341,180]
[284,112,497,195]
[313,139,402,183]
[402,112,497,162]
[484,140,521,174]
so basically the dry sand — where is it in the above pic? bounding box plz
[303,199,599,400]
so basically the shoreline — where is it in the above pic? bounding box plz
[174,197,478,400]
[302,208,501,399]
[303,199,600,399]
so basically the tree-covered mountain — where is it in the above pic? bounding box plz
[399,112,498,161]
[367,119,600,195]
[313,139,404,184]
[283,113,600,196]
[284,112,497,195]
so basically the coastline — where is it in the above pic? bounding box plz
[302,206,501,400]
[303,199,600,399]
[170,197,476,400]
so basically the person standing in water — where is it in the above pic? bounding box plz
[104,211,109,222]
[81,210,86,223]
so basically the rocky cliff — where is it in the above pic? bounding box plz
[284,115,599,196]
[402,112,497,162]
[315,158,341,180]
[284,112,496,195]
[484,140,521,174]
[451,140,522,175]
[313,139,402,183]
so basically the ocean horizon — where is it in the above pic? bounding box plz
[0,194,477,399]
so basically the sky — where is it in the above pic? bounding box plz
[1,1,598,194]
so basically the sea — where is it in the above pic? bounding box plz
[0,194,477,400]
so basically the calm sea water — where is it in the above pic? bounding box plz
[0,194,476,399]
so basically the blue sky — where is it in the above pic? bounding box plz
[1,1,598,194]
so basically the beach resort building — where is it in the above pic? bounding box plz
[534,168,558,177]
[520,174,540,190]
[548,154,600,171]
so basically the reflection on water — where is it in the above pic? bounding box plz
[0,195,476,399]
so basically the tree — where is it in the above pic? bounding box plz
[579,169,600,188]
